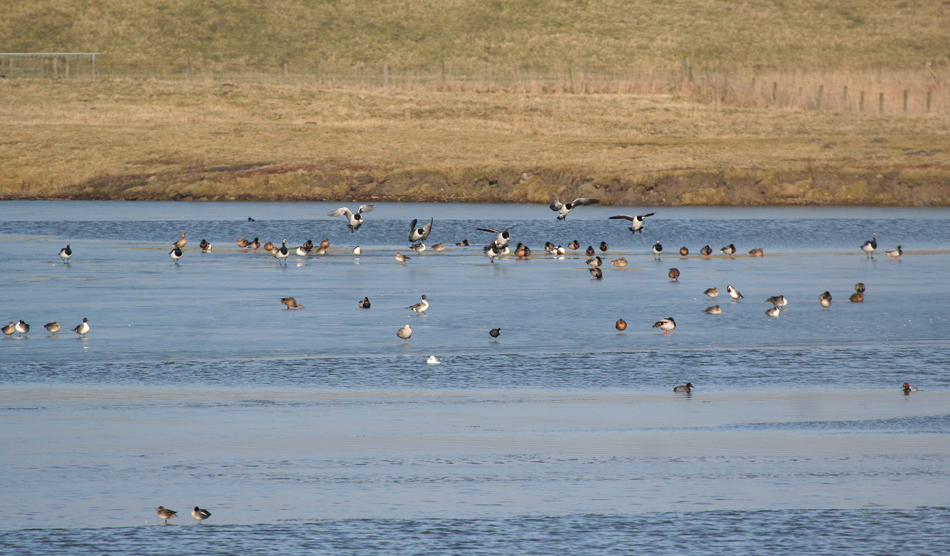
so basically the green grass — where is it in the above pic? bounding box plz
[2,0,948,70]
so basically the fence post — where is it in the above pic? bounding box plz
[817,84,823,109]
[750,76,756,93]
[187,59,191,81]
[927,91,932,113]
[771,81,777,104]
[859,91,865,112]
[482,62,487,84]
[685,57,692,82]
[842,85,848,109]
[722,69,728,100]
[440,60,445,82]
[283,62,288,84]
[383,63,389,87]
[903,90,908,113]
[65,59,70,80]
[878,92,884,114]
[92,53,97,81]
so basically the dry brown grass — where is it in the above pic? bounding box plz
[1,79,949,205]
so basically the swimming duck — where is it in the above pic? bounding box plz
[652,317,676,334]
[766,295,788,308]
[679,246,688,257]
[2,322,14,336]
[410,242,426,253]
[72,317,90,337]
[586,245,596,257]
[850,291,864,302]
[748,248,764,257]
[726,285,743,300]
[590,267,603,279]
[59,242,72,263]
[358,297,371,309]
[328,205,375,232]
[550,197,600,220]
[819,291,832,308]
[191,507,211,524]
[45,322,61,333]
[610,212,655,234]
[477,225,516,249]
[703,305,722,314]
[353,246,362,256]
[652,241,663,260]
[273,240,289,264]
[237,237,250,248]
[432,243,445,251]
[489,328,502,342]
[427,356,441,365]
[157,506,177,524]
[397,324,412,344]
[587,256,602,268]
[720,244,736,258]
[611,257,628,268]
[704,287,720,298]
[766,306,781,317]
[395,252,411,263]
[320,238,330,250]
[668,268,680,282]
[264,241,275,252]
[408,295,429,314]
[456,239,470,246]
[199,239,212,252]
[673,382,693,393]
[861,233,877,258]
[545,242,556,253]
[247,217,255,222]
[600,241,609,253]
[886,246,902,260]
[15,320,30,336]
[173,232,187,249]
[170,246,182,263]
[296,244,311,257]
[615,318,627,332]
[409,218,433,242]
[280,297,304,309]
[700,245,712,257]
[901,382,917,394]
[854,283,866,293]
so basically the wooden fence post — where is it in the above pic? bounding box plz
[817,84,823,109]
[842,85,848,109]
[383,63,389,87]
[187,59,192,81]
[878,92,884,114]
[903,90,908,113]
[440,60,445,82]
[283,62,288,84]
[859,91,865,112]
[927,91,932,113]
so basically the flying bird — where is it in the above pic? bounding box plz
[328,204,375,232]
[609,212,655,234]
[476,225,516,249]
[550,197,599,220]
[409,218,434,242]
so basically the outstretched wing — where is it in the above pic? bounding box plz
[572,198,600,206]
[549,199,564,211]
[408,218,419,240]
[328,207,352,218]
[640,212,656,219]
[477,227,501,234]
[421,218,433,240]
[609,215,635,221]
[358,204,376,214]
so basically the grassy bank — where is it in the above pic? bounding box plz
[2,79,949,205]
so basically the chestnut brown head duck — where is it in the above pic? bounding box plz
[673,382,693,393]
[280,297,304,309]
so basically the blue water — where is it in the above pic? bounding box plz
[1,201,948,553]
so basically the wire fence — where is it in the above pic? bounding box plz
[3,54,948,116]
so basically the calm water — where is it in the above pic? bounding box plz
[1,201,948,554]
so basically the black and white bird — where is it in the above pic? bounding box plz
[169,246,183,263]
[409,218,433,242]
[609,212,655,234]
[721,244,736,258]
[199,239,212,252]
[352,246,362,256]
[489,328,502,342]
[15,320,30,336]
[652,241,663,260]
[861,233,877,258]
[358,297,371,309]
[59,242,72,263]
[766,295,788,308]
[296,242,311,257]
[328,204,375,232]
[652,317,676,334]
[550,198,600,220]
[191,507,211,524]
[410,242,426,253]
[408,295,429,314]
[485,243,504,264]
[726,285,743,300]
[273,239,289,264]
[819,291,832,308]
[476,225,516,249]
[73,317,90,337]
